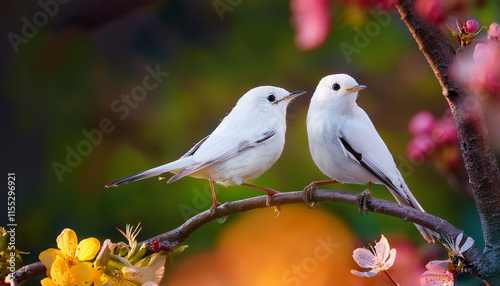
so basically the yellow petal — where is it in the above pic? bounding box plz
[100,275,115,285]
[57,229,78,257]
[76,237,100,261]
[69,262,91,284]
[51,258,70,286]
[41,278,58,286]
[39,248,63,274]
[89,266,104,286]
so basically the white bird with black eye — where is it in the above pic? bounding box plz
[305,74,436,243]
[106,86,305,210]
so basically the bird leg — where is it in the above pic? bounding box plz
[302,180,340,208]
[356,182,373,215]
[209,180,222,211]
[241,183,279,208]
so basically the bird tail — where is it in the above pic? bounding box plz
[387,183,438,243]
[105,157,189,188]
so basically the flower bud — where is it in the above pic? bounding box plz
[432,121,458,146]
[465,19,479,34]
[409,111,435,137]
[406,135,435,163]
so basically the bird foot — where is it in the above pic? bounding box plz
[209,200,222,212]
[265,190,279,207]
[303,182,318,208]
[273,205,281,217]
[356,189,372,215]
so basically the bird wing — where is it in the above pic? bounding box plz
[167,129,276,183]
[337,109,411,204]
[336,108,436,243]
[180,135,210,159]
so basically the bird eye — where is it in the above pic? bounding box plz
[332,83,341,91]
[267,94,276,102]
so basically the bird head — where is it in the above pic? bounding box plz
[312,74,367,103]
[236,86,306,116]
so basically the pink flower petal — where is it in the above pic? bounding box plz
[409,111,435,137]
[352,248,376,269]
[406,135,435,162]
[473,43,492,63]
[291,0,331,51]
[381,248,397,271]
[488,23,500,40]
[414,0,447,25]
[420,270,455,286]
[425,259,452,272]
[451,42,500,98]
[431,120,458,146]
[351,268,380,277]
[375,235,390,263]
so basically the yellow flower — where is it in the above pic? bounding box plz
[39,228,101,286]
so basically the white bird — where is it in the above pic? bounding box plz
[305,74,436,243]
[106,86,305,210]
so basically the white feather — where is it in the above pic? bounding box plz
[106,86,303,189]
[307,74,436,243]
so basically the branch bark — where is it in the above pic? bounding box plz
[6,190,484,284]
[396,0,500,282]
[5,261,45,286]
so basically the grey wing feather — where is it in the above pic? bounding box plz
[338,120,437,242]
[167,130,275,183]
[180,135,210,158]
[338,136,413,206]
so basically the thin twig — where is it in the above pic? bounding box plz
[384,271,399,286]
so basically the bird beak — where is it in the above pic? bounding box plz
[281,90,306,102]
[346,85,367,93]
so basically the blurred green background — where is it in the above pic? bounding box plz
[2,0,499,285]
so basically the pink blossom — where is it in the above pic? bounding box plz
[351,235,396,277]
[341,0,398,10]
[420,260,455,286]
[451,42,500,98]
[465,19,479,34]
[431,120,458,145]
[409,111,436,137]
[414,0,447,25]
[290,0,331,51]
[488,23,500,40]
[406,135,435,163]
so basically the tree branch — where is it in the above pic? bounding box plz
[5,261,45,286]
[396,0,500,280]
[5,189,484,284]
